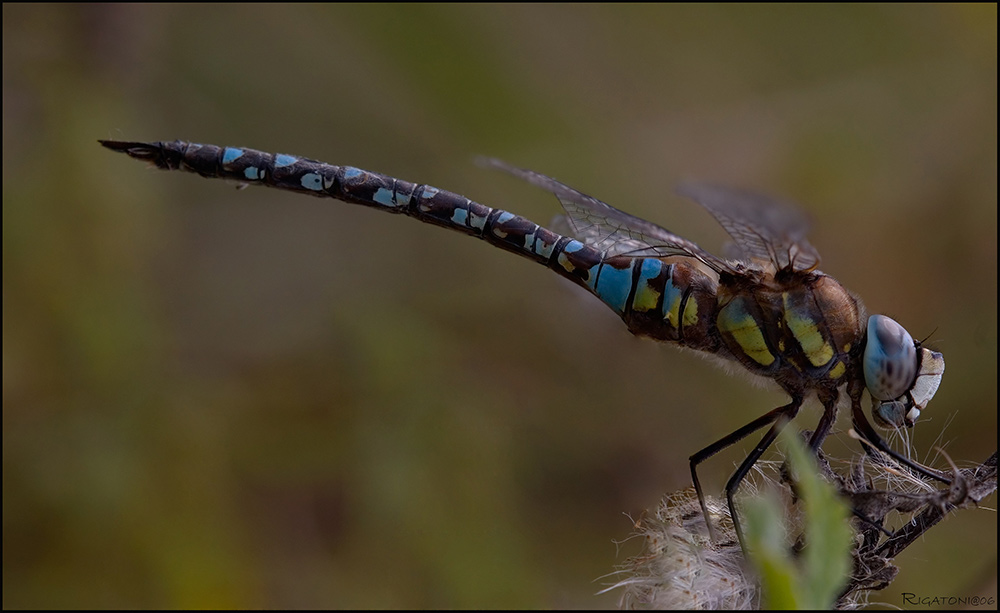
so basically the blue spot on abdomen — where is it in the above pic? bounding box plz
[373,187,398,207]
[222,148,244,164]
[593,262,635,314]
[275,154,297,168]
[637,259,662,283]
[300,173,324,191]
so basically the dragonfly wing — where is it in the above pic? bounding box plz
[480,158,732,272]
[675,182,821,272]
[547,212,655,257]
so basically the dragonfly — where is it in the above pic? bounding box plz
[99,139,948,550]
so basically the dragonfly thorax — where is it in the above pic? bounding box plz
[712,270,863,392]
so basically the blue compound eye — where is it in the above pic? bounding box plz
[863,315,918,402]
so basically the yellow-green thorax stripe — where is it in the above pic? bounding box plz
[717,297,775,366]
[782,292,834,367]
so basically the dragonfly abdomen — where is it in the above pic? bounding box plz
[587,256,722,352]
[99,140,616,297]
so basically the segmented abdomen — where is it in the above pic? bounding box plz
[100,139,722,354]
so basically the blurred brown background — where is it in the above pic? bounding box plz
[3,4,995,608]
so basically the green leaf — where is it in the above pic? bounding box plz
[744,430,853,609]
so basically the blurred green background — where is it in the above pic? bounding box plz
[3,4,995,609]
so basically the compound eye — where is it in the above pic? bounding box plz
[863,315,918,401]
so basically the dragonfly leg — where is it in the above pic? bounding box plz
[723,399,803,553]
[807,394,892,539]
[807,392,839,451]
[850,397,951,484]
[689,397,802,543]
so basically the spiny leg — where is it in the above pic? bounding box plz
[807,392,839,451]
[803,395,886,535]
[850,397,951,484]
[723,400,803,552]
[689,398,802,542]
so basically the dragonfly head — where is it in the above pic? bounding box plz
[863,315,944,429]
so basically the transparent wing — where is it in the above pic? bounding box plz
[480,158,732,273]
[675,182,821,272]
